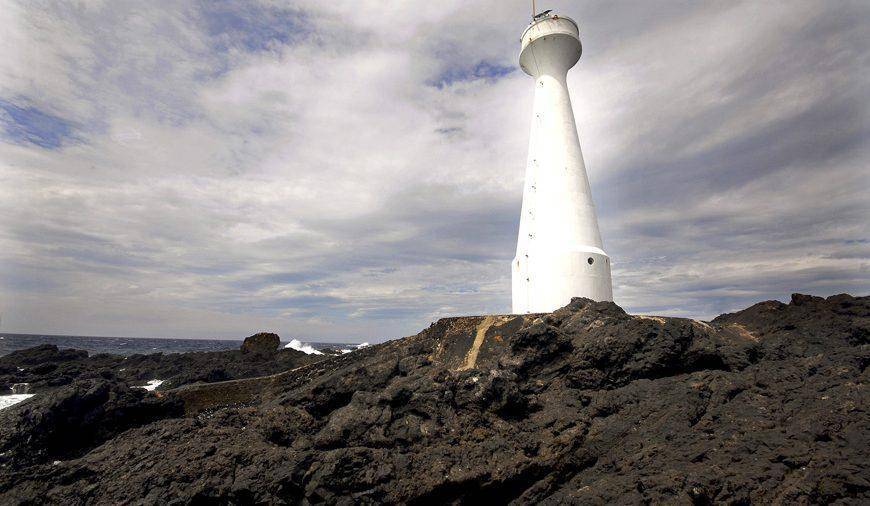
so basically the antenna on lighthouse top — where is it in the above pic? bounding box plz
[531,2,553,21]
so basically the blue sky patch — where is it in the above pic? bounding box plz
[200,0,309,53]
[429,60,515,89]
[0,100,77,149]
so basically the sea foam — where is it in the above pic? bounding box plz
[284,339,323,355]
[135,379,164,391]
[0,394,35,411]
[340,342,370,354]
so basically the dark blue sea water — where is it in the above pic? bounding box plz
[0,333,358,357]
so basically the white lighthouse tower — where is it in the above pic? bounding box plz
[512,12,613,314]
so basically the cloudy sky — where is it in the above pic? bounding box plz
[1,0,867,342]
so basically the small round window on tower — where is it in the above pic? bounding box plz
[587,257,594,265]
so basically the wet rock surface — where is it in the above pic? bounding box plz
[0,294,867,504]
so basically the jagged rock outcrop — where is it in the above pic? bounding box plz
[0,294,867,504]
[0,379,183,468]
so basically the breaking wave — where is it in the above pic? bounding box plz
[340,342,370,354]
[284,339,323,355]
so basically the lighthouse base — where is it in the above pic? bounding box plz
[511,248,613,314]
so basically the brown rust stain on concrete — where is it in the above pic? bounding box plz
[692,320,714,331]
[728,322,760,342]
[458,316,497,371]
[634,315,667,325]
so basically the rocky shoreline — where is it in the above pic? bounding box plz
[0,294,867,504]
[0,332,333,395]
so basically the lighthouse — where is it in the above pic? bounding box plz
[512,12,613,314]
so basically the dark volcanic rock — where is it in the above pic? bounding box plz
[240,332,281,355]
[0,379,182,468]
[0,345,94,391]
[0,293,867,504]
[0,340,326,393]
[1,344,88,367]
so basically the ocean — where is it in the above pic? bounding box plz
[0,333,362,357]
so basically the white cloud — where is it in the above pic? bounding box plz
[0,0,867,341]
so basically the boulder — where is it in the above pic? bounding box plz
[240,332,280,355]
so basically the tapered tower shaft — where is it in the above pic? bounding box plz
[512,13,612,314]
